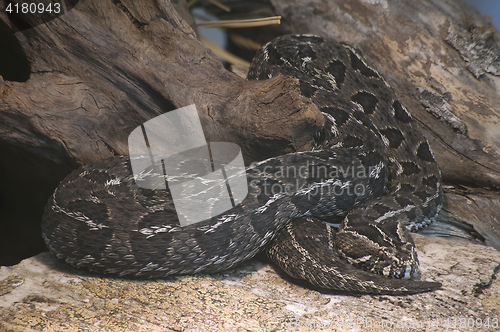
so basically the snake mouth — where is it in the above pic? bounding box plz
[373,244,421,280]
[388,261,421,280]
[348,255,421,280]
[379,246,421,280]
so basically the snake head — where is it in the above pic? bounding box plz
[334,219,421,280]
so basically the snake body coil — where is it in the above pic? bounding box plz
[42,35,443,294]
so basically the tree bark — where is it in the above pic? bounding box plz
[0,0,324,166]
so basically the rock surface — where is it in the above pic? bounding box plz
[1,234,499,331]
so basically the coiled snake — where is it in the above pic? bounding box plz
[42,35,443,294]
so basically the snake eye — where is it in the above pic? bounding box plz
[378,249,388,260]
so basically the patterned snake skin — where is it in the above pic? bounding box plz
[42,35,443,295]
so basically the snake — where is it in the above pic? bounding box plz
[42,35,443,295]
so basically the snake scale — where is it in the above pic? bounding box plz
[42,35,443,295]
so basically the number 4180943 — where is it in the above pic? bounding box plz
[5,2,62,14]
[441,317,499,329]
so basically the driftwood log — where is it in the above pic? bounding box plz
[0,0,499,265]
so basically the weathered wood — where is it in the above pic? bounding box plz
[0,0,324,166]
